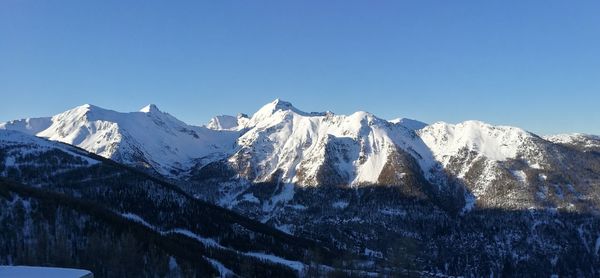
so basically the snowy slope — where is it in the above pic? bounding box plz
[231,101,556,189]
[544,133,599,144]
[388,118,428,131]
[418,120,537,166]
[206,114,249,131]
[0,129,101,167]
[223,102,595,213]
[0,117,52,135]
[544,133,600,152]
[2,99,590,202]
[228,99,430,187]
[417,121,546,206]
[3,100,600,277]
[1,104,238,175]
[0,99,549,187]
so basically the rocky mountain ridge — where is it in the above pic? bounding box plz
[2,100,600,276]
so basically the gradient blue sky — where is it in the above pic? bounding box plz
[1,1,599,135]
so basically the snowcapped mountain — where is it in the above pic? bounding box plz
[229,99,428,187]
[2,99,433,188]
[2,99,599,211]
[388,118,427,131]
[1,104,238,175]
[0,129,101,171]
[0,117,52,135]
[0,129,340,277]
[225,100,587,209]
[2,99,600,276]
[193,100,600,214]
[206,114,250,131]
[544,133,600,153]
[419,120,536,164]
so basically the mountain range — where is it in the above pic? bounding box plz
[1,99,600,277]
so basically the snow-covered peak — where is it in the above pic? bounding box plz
[0,116,52,135]
[1,104,239,175]
[250,99,299,121]
[0,129,101,166]
[343,111,384,131]
[419,120,534,162]
[230,101,426,187]
[544,133,600,151]
[207,115,239,130]
[269,98,294,110]
[4,100,584,193]
[206,114,250,131]
[74,103,107,114]
[388,118,428,131]
[0,104,107,136]
[77,103,95,110]
[140,104,161,113]
[55,103,104,119]
[247,99,327,127]
[543,133,599,144]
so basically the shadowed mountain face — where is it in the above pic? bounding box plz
[0,130,346,277]
[2,100,600,276]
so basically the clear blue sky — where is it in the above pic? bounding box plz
[1,1,599,135]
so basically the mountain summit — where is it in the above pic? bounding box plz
[2,99,599,211]
[139,103,161,113]
[0,103,239,175]
[2,100,600,276]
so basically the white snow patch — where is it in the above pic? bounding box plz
[364,248,384,258]
[240,193,260,204]
[0,266,92,278]
[169,228,221,248]
[121,212,154,229]
[275,224,293,235]
[205,257,234,278]
[263,183,295,212]
[4,156,15,167]
[530,163,543,169]
[332,201,349,209]
[461,193,476,214]
[121,213,221,248]
[550,256,558,266]
[245,252,305,274]
[119,212,304,273]
[168,256,178,270]
[512,170,527,184]
[379,208,406,216]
